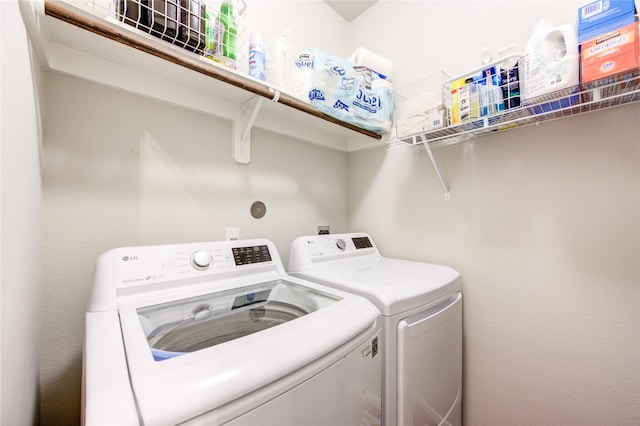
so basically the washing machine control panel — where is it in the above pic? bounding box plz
[110,241,277,290]
[232,245,272,265]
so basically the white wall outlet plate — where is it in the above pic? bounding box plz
[225,227,240,241]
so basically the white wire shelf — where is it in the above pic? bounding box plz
[388,67,640,201]
[30,0,382,165]
[390,67,640,150]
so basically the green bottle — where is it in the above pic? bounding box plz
[204,6,216,59]
[217,1,237,61]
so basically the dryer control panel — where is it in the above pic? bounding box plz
[288,233,380,271]
[334,236,373,251]
[351,236,373,249]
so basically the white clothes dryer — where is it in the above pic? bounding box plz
[83,239,382,425]
[289,232,462,426]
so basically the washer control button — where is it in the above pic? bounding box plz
[336,239,346,251]
[191,250,212,270]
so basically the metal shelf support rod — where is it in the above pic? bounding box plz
[234,89,283,164]
[419,134,451,200]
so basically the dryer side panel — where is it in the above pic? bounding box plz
[397,292,463,426]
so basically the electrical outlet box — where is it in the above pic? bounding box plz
[317,226,330,235]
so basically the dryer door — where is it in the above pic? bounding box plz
[396,292,463,426]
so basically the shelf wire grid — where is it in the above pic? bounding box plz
[389,67,640,150]
[67,0,246,68]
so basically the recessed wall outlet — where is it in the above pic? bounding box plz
[225,227,240,241]
[317,226,330,235]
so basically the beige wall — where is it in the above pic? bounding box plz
[348,104,640,424]
[346,1,640,423]
[40,73,349,423]
[1,1,44,424]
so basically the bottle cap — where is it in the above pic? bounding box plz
[250,33,263,46]
[481,47,493,65]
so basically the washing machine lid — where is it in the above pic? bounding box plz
[118,276,380,424]
[291,256,461,317]
[137,279,339,360]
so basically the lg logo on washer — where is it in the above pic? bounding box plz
[122,255,139,262]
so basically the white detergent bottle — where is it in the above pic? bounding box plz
[523,18,579,100]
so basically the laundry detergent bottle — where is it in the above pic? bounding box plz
[523,19,579,100]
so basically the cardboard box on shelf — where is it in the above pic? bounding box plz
[581,21,640,83]
[578,0,638,42]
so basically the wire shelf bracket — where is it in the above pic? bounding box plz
[234,89,282,164]
[234,96,262,164]
[419,134,451,200]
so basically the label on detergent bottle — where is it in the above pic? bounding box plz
[500,63,521,109]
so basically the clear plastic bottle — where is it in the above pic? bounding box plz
[204,6,217,59]
[459,77,480,122]
[248,33,265,80]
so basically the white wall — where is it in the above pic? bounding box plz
[348,1,640,424]
[1,0,44,424]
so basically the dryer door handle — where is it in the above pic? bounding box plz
[398,291,462,338]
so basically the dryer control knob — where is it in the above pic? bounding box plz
[191,250,212,270]
[336,239,346,250]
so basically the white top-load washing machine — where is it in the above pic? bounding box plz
[289,233,462,426]
[83,239,382,425]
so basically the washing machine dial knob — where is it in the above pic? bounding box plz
[191,250,212,270]
[336,239,346,251]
